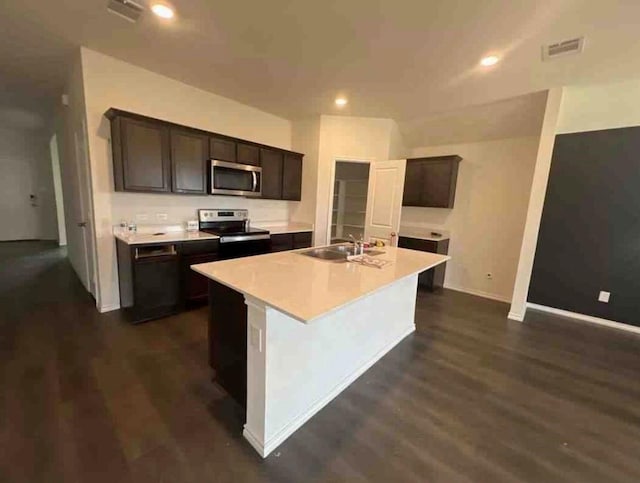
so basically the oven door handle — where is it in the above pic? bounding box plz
[252,171,258,192]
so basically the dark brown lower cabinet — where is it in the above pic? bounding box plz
[209,280,247,408]
[117,238,219,323]
[116,239,181,323]
[398,236,449,291]
[180,240,220,305]
[116,233,309,325]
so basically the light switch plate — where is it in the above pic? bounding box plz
[598,291,610,303]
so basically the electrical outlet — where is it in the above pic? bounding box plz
[598,291,610,303]
[156,213,168,221]
[135,213,148,221]
[486,272,493,280]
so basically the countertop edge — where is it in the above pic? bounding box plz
[114,232,220,245]
[399,232,450,242]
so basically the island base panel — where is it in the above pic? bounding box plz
[243,274,419,457]
[208,280,247,409]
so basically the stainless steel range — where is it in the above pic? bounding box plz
[198,209,270,259]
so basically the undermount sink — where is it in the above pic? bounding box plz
[300,244,385,262]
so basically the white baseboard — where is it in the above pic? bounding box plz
[507,310,525,322]
[98,303,120,313]
[245,325,416,458]
[527,303,640,335]
[444,284,511,304]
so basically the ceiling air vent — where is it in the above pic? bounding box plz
[107,0,144,23]
[542,37,584,61]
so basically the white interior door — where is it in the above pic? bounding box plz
[72,124,96,297]
[364,159,406,246]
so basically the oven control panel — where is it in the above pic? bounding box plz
[198,209,248,222]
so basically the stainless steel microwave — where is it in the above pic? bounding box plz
[210,160,262,197]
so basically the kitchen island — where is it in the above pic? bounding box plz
[192,245,449,457]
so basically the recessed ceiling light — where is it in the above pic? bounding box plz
[480,55,500,67]
[151,3,174,18]
[335,97,348,107]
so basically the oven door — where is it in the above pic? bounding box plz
[210,160,262,197]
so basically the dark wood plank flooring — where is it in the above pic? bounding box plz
[2,241,640,482]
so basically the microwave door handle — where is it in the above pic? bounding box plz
[252,171,258,192]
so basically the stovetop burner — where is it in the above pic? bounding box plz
[198,208,270,244]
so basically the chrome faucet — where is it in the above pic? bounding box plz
[348,234,364,255]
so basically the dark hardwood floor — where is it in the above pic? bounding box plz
[2,241,640,482]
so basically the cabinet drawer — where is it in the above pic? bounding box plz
[398,236,437,252]
[292,232,312,249]
[179,240,220,256]
[270,233,293,252]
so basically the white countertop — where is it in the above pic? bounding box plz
[253,222,313,234]
[192,246,449,323]
[114,230,219,245]
[399,226,450,242]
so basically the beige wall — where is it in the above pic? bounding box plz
[52,49,99,298]
[290,117,321,231]
[404,136,539,302]
[314,115,403,244]
[556,78,640,134]
[79,47,296,311]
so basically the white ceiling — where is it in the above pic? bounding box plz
[1,0,640,126]
[400,91,548,147]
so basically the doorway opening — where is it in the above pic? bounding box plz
[330,161,370,243]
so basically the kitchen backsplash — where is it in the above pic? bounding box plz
[111,192,293,226]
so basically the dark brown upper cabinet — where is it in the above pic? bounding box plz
[282,153,303,201]
[209,136,236,163]
[112,116,171,192]
[402,155,461,208]
[260,148,284,199]
[170,128,209,194]
[237,143,260,166]
[106,108,304,199]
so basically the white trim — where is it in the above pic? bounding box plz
[444,284,511,304]
[326,157,375,245]
[508,310,525,322]
[242,427,265,456]
[98,303,120,313]
[245,325,415,458]
[527,303,640,335]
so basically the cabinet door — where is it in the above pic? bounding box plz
[292,232,312,249]
[170,129,208,194]
[423,159,456,208]
[402,159,424,206]
[270,233,293,252]
[282,153,303,201]
[119,117,171,192]
[237,143,260,166]
[260,148,284,199]
[210,137,236,163]
[183,252,219,303]
[133,257,180,315]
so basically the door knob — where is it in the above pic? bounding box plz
[77,222,87,227]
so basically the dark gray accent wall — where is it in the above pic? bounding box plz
[529,126,640,327]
